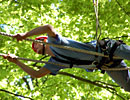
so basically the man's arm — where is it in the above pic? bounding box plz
[15,61,51,78]
[14,24,57,41]
[3,55,51,78]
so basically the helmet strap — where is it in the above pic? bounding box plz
[42,44,45,55]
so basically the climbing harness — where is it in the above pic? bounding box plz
[95,39,125,73]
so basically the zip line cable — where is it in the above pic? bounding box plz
[0,53,130,71]
[0,32,121,60]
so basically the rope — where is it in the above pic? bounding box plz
[93,0,98,40]
[93,0,102,41]
[0,32,121,60]
[0,53,130,71]
[0,53,69,68]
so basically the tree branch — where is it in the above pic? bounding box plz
[115,0,130,17]
[94,80,119,87]
[58,72,125,100]
[22,77,31,90]
[58,72,114,89]
[0,89,33,100]
[42,76,48,84]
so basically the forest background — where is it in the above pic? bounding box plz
[0,0,130,100]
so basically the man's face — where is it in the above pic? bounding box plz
[33,42,44,54]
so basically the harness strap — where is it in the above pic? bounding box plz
[96,40,110,73]
[52,57,73,68]
[52,50,94,68]
[109,40,125,61]
[96,39,124,73]
[33,55,49,66]
[96,50,107,74]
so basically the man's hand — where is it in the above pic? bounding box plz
[12,25,57,42]
[13,33,26,41]
[3,54,18,63]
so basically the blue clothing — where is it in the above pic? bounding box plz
[48,35,96,61]
[44,34,97,74]
[44,34,130,92]
[106,61,130,92]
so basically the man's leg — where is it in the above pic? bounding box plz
[106,61,130,92]
[113,42,130,60]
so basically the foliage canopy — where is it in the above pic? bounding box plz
[0,0,130,100]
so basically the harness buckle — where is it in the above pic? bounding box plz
[92,61,98,65]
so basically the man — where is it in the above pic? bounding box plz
[3,24,130,92]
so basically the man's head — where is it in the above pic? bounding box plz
[32,36,47,54]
